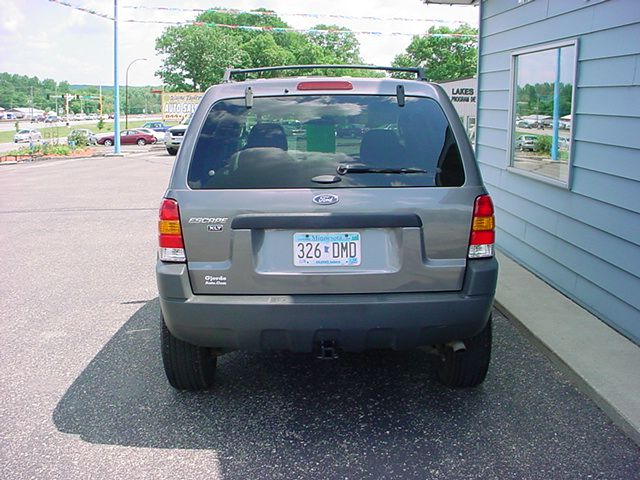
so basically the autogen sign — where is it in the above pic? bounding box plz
[162,92,204,121]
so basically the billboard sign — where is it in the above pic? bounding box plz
[162,92,204,121]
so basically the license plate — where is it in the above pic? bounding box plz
[293,232,361,266]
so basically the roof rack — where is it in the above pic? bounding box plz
[222,65,426,83]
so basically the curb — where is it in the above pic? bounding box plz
[495,300,640,448]
[494,252,640,448]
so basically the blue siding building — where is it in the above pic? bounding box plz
[428,0,640,343]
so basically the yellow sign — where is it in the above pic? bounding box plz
[162,92,205,121]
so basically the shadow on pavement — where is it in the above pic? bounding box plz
[53,299,640,479]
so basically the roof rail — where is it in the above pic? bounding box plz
[222,65,426,83]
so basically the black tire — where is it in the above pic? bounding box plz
[161,314,217,391]
[137,138,146,146]
[167,148,178,156]
[436,315,492,388]
[103,139,113,147]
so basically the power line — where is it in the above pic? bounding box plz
[122,19,477,38]
[120,5,470,25]
[47,0,477,39]
[47,0,113,20]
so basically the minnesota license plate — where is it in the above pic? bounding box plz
[293,232,361,266]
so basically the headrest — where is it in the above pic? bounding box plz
[359,129,403,166]
[245,123,288,151]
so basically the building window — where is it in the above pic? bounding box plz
[510,41,577,185]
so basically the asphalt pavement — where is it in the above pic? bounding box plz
[0,151,638,479]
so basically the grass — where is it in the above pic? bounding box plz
[0,119,176,144]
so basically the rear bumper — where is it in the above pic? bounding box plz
[157,258,498,352]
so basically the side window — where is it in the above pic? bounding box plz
[510,41,577,185]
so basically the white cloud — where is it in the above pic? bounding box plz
[0,0,26,33]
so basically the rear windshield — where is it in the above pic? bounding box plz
[188,95,464,189]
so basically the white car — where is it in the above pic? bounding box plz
[14,129,42,143]
[558,136,571,150]
[516,134,536,151]
[135,127,164,142]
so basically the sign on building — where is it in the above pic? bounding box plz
[161,92,205,121]
[438,77,477,141]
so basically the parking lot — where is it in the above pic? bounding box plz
[0,151,638,479]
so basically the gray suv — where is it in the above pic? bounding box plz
[157,65,498,391]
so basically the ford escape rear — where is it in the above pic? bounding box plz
[157,65,498,391]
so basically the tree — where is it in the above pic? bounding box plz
[243,34,295,72]
[155,25,249,91]
[154,11,370,90]
[392,25,478,82]
[306,25,361,63]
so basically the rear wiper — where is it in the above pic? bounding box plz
[336,164,427,175]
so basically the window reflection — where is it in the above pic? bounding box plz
[512,44,576,183]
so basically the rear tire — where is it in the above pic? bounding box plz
[137,138,146,146]
[161,313,217,391]
[436,315,492,388]
[167,147,178,156]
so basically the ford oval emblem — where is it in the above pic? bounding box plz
[313,194,339,205]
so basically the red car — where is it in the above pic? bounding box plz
[97,129,156,146]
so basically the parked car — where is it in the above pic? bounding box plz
[336,124,366,138]
[156,65,498,391]
[135,127,164,142]
[142,121,169,132]
[14,129,42,143]
[516,134,536,151]
[163,115,192,155]
[516,119,538,129]
[558,136,571,150]
[96,129,156,146]
[68,129,97,145]
[44,115,59,123]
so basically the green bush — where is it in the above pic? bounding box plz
[5,143,73,157]
[42,144,72,155]
[534,135,552,155]
[97,117,105,131]
[67,130,90,147]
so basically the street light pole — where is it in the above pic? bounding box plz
[113,0,121,154]
[125,57,148,129]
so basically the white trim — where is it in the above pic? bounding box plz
[506,167,571,189]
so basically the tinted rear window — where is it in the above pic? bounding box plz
[188,95,464,189]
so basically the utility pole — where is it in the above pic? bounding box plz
[30,86,34,121]
[65,93,70,126]
[113,0,121,154]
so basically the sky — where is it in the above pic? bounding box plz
[517,45,577,86]
[0,0,479,87]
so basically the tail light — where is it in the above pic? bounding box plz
[158,198,186,262]
[468,194,495,259]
